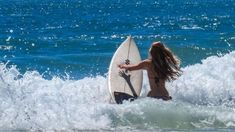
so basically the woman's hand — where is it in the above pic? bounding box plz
[118,59,130,69]
[118,64,125,69]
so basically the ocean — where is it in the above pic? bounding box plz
[0,0,235,131]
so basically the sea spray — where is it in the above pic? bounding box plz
[0,51,235,130]
[0,64,111,130]
[169,51,235,106]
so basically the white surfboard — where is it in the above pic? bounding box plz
[108,36,143,104]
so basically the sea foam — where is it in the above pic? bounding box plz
[169,51,235,106]
[0,51,235,130]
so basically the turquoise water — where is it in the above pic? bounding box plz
[0,0,235,131]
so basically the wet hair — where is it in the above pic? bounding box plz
[149,42,182,81]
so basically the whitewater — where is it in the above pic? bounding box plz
[0,51,234,131]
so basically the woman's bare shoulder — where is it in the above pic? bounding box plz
[142,59,152,64]
[140,59,152,68]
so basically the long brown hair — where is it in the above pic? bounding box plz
[149,42,182,81]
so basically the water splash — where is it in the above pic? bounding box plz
[169,51,235,106]
[0,51,235,130]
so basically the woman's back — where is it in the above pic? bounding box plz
[144,59,170,99]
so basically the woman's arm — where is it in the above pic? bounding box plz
[118,60,149,71]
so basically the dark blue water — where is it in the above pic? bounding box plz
[0,0,235,131]
[1,0,234,79]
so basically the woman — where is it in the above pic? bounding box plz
[118,42,181,101]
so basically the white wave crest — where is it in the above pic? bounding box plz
[169,51,235,106]
[0,51,235,130]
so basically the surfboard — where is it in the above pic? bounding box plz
[108,36,143,104]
